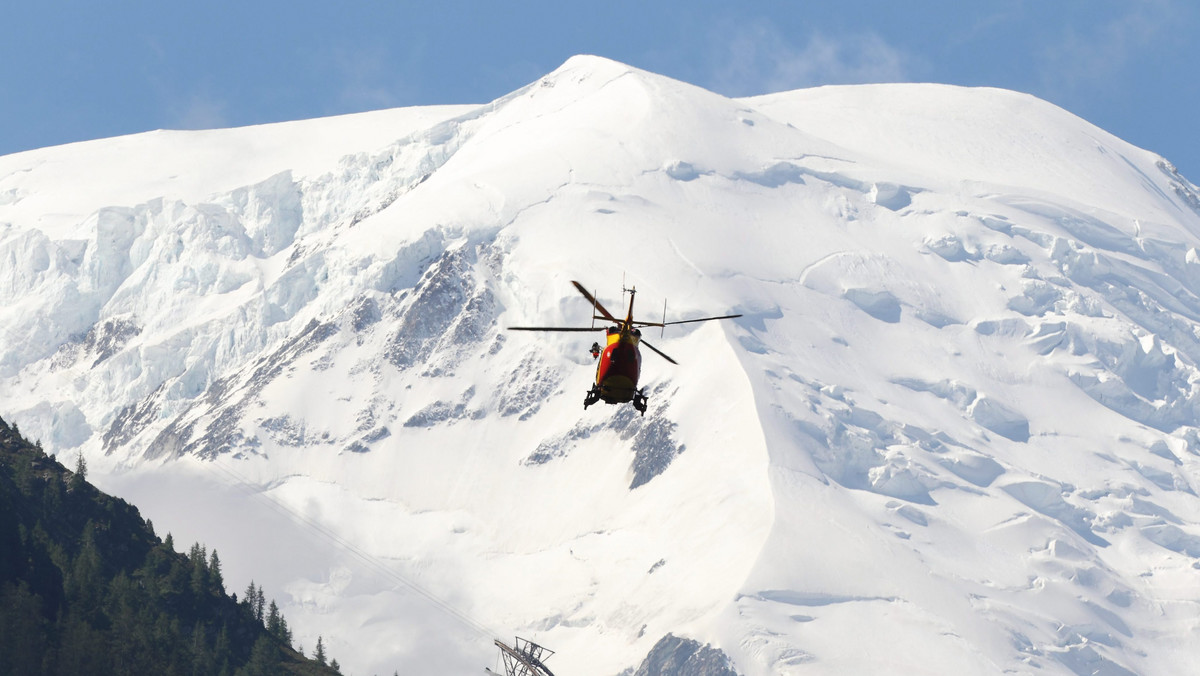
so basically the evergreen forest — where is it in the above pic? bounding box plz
[0,415,343,676]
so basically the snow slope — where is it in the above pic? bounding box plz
[4,55,1200,675]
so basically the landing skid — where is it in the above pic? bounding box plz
[632,389,648,416]
[584,385,601,409]
[583,386,648,416]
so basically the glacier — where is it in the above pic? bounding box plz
[3,54,1200,675]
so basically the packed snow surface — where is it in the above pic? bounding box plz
[4,55,1200,675]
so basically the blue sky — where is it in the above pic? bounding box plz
[5,1,1199,179]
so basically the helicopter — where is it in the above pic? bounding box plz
[508,281,741,415]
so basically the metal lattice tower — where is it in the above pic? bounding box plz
[485,637,556,676]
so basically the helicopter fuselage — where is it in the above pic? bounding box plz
[595,326,642,404]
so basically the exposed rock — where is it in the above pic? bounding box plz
[622,634,739,676]
[524,384,685,489]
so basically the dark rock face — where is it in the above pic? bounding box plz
[403,387,479,428]
[50,316,142,372]
[103,383,164,455]
[351,296,382,332]
[496,353,561,421]
[384,246,497,375]
[143,318,338,460]
[625,634,739,676]
[626,410,686,490]
[86,316,143,367]
[524,384,685,489]
[128,238,507,462]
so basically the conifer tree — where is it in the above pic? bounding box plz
[42,471,64,512]
[255,585,266,623]
[190,542,209,595]
[68,521,103,614]
[209,549,223,588]
[191,620,215,676]
[0,582,48,676]
[214,623,233,675]
[70,452,88,490]
[279,615,292,647]
[240,580,268,623]
[239,634,280,676]
[188,542,206,564]
[314,635,327,666]
[266,599,281,637]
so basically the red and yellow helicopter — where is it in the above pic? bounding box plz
[508,281,741,415]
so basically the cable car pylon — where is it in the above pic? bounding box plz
[485,637,556,676]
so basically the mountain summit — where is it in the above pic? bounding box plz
[3,55,1200,674]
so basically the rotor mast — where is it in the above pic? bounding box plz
[621,283,637,337]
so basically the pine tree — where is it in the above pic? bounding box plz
[266,600,281,637]
[214,623,233,675]
[278,615,292,647]
[238,634,280,676]
[41,471,64,513]
[68,521,103,617]
[70,452,88,490]
[191,620,215,676]
[330,657,341,674]
[314,635,327,666]
[0,581,49,676]
[190,542,209,596]
[255,585,266,624]
[240,580,269,624]
[188,542,206,565]
[57,607,108,674]
[209,549,223,589]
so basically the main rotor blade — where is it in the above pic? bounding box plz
[571,280,618,323]
[640,339,679,365]
[507,326,607,332]
[662,313,743,326]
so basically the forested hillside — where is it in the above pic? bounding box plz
[0,415,342,676]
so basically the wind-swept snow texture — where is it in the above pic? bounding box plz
[4,55,1200,675]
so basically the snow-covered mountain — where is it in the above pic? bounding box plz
[4,55,1200,675]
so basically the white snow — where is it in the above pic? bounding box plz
[4,54,1200,675]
